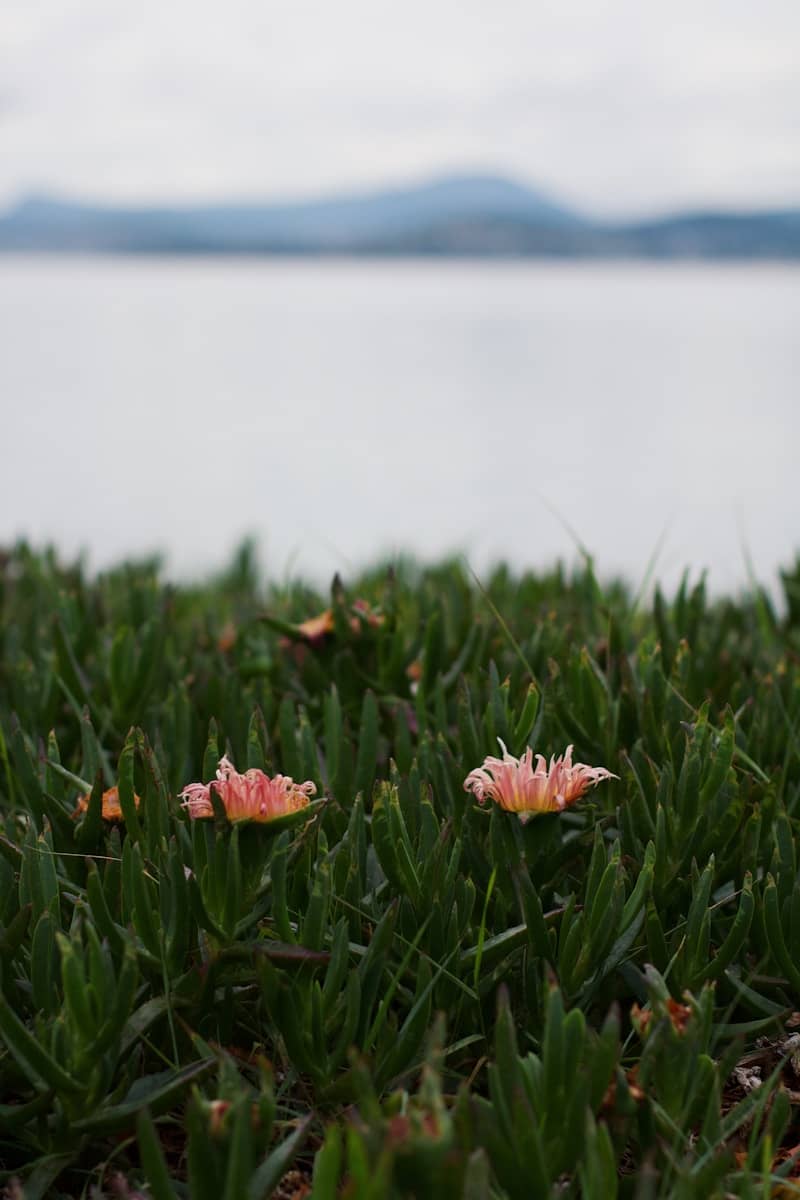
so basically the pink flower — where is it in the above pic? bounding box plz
[463,741,616,821]
[180,755,316,823]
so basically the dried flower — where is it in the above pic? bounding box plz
[406,659,423,683]
[632,996,692,1039]
[179,756,316,823]
[601,1065,645,1112]
[296,609,335,644]
[217,621,238,653]
[463,740,616,821]
[73,786,141,822]
[292,600,384,646]
[207,1099,231,1137]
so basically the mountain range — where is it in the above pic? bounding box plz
[1,174,798,258]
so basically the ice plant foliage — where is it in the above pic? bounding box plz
[180,756,316,823]
[464,741,616,821]
[4,545,800,1196]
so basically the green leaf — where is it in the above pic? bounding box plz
[57,931,95,1042]
[118,727,143,842]
[203,719,220,784]
[248,1114,312,1200]
[9,717,45,826]
[53,614,90,707]
[763,876,800,993]
[0,991,83,1094]
[247,707,269,772]
[130,841,161,957]
[120,993,184,1058]
[75,769,105,851]
[223,1098,255,1200]
[353,690,379,800]
[696,873,754,984]
[365,912,432,1054]
[542,983,566,1103]
[19,1153,76,1200]
[20,827,60,924]
[222,823,243,937]
[322,918,351,1018]
[588,1004,620,1110]
[91,939,139,1058]
[461,923,528,975]
[462,1148,492,1200]
[86,860,127,958]
[311,1123,342,1200]
[474,864,498,990]
[187,1087,224,1200]
[137,1108,179,1200]
[376,957,435,1086]
[512,684,540,755]
[73,1059,215,1134]
[579,1113,617,1200]
[0,1090,54,1129]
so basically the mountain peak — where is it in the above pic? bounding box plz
[0,173,797,257]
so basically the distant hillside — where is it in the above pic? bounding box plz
[1,173,798,258]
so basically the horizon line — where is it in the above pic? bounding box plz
[3,167,800,224]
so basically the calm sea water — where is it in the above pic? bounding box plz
[2,256,798,596]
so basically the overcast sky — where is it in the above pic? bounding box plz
[1,1,798,216]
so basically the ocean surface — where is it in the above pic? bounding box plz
[1,256,797,597]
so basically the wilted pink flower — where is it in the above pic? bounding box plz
[350,598,385,629]
[464,741,616,821]
[180,756,316,823]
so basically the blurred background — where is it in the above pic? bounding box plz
[1,1,798,594]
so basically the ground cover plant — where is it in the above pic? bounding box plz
[2,540,800,1198]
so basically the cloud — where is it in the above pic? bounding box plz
[1,0,798,213]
